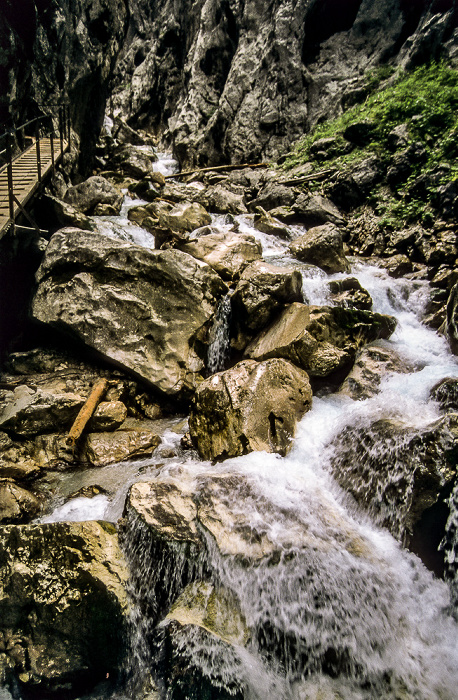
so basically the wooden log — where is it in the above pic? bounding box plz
[165,162,268,180]
[66,378,108,447]
[279,169,336,186]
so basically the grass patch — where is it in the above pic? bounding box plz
[282,62,458,227]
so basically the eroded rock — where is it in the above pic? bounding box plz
[0,521,129,694]
[63,176,123,215]
[31,229,228,398]
[189,358,313,460]
[245,303,397,379]
[181,232,262,281]
[289,223,350,274]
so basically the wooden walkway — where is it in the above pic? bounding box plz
[0,137,68,238]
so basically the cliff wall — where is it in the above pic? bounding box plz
[112,0,458,167]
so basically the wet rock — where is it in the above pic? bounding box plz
[231,260,303,347]
[88,401,128,431]
[378,254,413,278]
[0,480,40,524]
[330,414,458,544]
[155,201,211,232]
[253,207,291,239]
[293,194,345,228]
[0,385,84,438]
[189,358,312,460]
[80,429,161,467]
[446,282,458,355]
[430,377,458,412]
[289,223,350,274]
[42,194,95,232]
[110,144,158,179]
[63,176,123,215]
[206,184,248,215]
[31,229,227,398]
[328,277,373,310]
[156,581,247,700]
[181,232,262,281]
[113,116,150,147]
[245,303,397,379]
[338,345,414,400]
[0,521,129,694]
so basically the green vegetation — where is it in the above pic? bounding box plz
[282,62,458,228]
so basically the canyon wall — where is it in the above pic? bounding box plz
[0,0,129,172]
[112,0,458,167]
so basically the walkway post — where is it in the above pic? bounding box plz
[59,107,64,155]
[50,115,55,174]
[6,131,14,227]
[35,119,42,184]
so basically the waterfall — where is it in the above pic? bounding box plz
[206,292,233,374]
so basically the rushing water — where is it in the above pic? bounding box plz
[26,158,458,699]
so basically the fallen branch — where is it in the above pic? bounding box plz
[165,162,269,179]
[279,169,336,186]
[66,378,108,447]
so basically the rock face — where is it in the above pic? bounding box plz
[0,521,129,695]
[289,223,350,274]
[181,232,262,281]
[189,358,313,460]
[31,229,227,398]
[245,303,397,379]
[0,0,129,172]
[111,0,457,166]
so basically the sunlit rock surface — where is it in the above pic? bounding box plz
[189,358,313,460]
[31,229,228,398]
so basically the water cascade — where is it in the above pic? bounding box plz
[19,154,458,700]
[206,292,233,374]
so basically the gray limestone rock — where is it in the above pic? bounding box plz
[181,232,262,281]
[31,229,228,398]
[289,223,350,274]
[189,358,313,460]
[0,521,129,694]
[245,302,397,379]
[63,176,123,215]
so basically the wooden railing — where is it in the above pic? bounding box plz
[0,105,70,234]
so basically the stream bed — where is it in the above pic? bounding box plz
[14,161,458,699]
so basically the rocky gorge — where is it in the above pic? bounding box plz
[1,1,458,699]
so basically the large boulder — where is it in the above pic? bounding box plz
[230,260,303,350]
[154,200,212,232]
[31,230,228,398]
[189,358,313,460]
[0,521,129,695]
[292,194,345,227]
[0,385,84,438]
[289,223,350,274]
[110,144,158,179]
[63,176,123,215]
[181,232,262,281]
[120,471,411,693]
[245,303,397,379]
